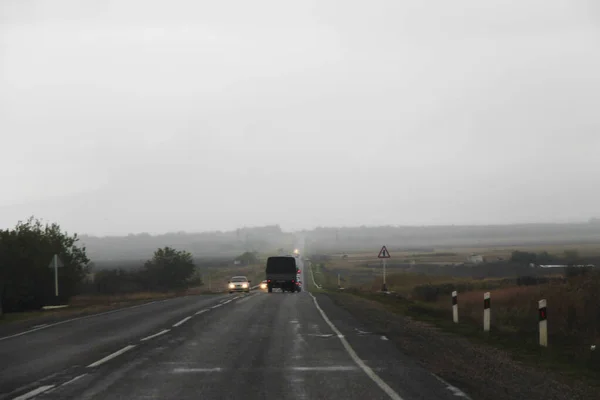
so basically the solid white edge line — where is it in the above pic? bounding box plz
[0,300,163,342]
[61,373,88,387]
[87,345,136,368]
[141,329,170,341]
[432,374,472,399]
[173,316,192,327]
[13,385,55,400]
[195,309,209,315]
[211,304,222,309]
[308,292,403,400]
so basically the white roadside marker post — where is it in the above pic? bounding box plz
[452,291,458,323]
[483,292,491,332]
[539,299,548,347]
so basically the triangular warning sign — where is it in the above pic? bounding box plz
[378,246,391,259]
[48,254,65,268]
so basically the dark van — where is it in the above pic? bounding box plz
[265,256,298,293]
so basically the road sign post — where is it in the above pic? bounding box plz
[377,246,391,292]
[53,254,59,297]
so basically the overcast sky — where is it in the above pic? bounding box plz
[1,0,599,235]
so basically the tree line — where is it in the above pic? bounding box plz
[92,246,200,294]
[0,218,201,315]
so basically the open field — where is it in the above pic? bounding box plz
[307,242,600,381]
[327,242,600,264]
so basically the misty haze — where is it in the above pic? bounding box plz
[1,0,599,236]
[1,2,600,400]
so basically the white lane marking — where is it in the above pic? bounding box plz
[211,304,222,309]
[173,316,192,327]
[222,299,232,304]
[61,373,87,387]
[31,324,48,329]
[172,368,222,373]
[432,374,471,398]
[235,293,259,304]
[195,309,209,315]
[307,334,335,338]
[141,329,170,341]
[13,385,55,400]
[291,366,358,371]
[87,345,136,368]
[309,293,404,400]
[0,299,166,342]
[381,336,389,341]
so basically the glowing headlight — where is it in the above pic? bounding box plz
[242,283,248,288]
[228,283,235,289]
[260,283,267,289]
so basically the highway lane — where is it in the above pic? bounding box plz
[14,289,468,400]
[0,293,238,399]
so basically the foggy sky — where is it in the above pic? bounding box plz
[1,0,599,235]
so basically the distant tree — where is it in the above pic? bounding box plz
[0,217,89,314]
[510,251,537,264]
[536,251,554,264]
[563,250,581,266]
[235,251,258,265]
[143,247,196,291]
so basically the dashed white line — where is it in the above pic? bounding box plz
[87,345,136,368]
[173,316,192,327]
[381,336,389,341]
[221,299,232,305]
[61,373,87,387]
[141,329,170,341]
[13,385,55,400]
[211,304,223,309]
[309,293,404,400]
[291,366,357,371]
[172,367,223,373]
[195,309,209,315]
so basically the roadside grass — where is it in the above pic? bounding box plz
[329,267,600,384]
[344,290,600,383]
[1,262,271,326]
[0,287,207,325]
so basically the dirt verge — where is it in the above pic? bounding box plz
[326,292,598,400]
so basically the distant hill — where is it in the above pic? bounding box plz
[79,222,600,264]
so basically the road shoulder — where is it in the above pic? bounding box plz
[322,291,597,400]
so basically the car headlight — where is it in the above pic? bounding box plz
[228,283,235,289]
[242,283,248,288]
[260,283,267,289]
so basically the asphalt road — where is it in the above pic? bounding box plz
[0,246,470,399]
[0,293,469,399]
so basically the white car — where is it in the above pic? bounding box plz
[228,276,250,293]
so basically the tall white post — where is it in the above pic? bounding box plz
[382,259,387,292]
[483,292,491,332]
[54,254,59,297]
[452,291,458,323]
[539,299,548,347]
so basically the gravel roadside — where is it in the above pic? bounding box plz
[325,292,598,400]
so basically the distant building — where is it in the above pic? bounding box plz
[466,254,484,264]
